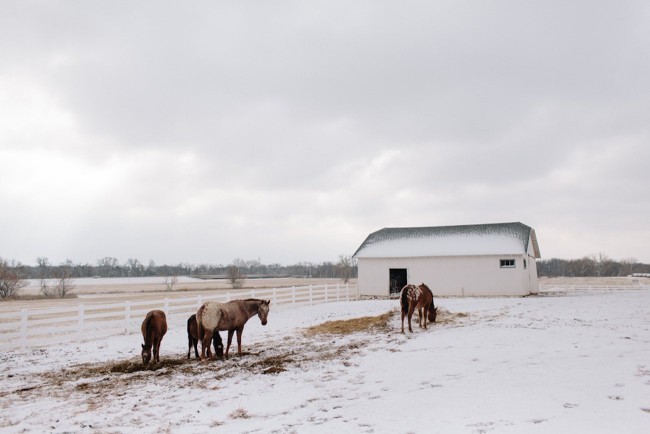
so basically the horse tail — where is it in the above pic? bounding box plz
[400,286,409,315]
[196,305,205,341]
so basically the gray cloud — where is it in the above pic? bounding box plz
[1,1,649,265]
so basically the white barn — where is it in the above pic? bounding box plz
[353,222,541,297]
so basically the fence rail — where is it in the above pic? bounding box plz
[0,283,358,349]
[539,284,650,292]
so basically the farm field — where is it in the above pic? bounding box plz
[1,285,649,433]
[2,277,354,314]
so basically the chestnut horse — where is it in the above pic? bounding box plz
[196,299,270,359]
[400,283,438,333]
[187,313,223,359]
[141,310,167,365]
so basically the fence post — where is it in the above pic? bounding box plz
[324,283,328,303]
[125,301,131,334]
[78,305,85,336]
[197,295,203,309]
[345,283,349,301]
[292,286,296,304]
[164,298,169,316]
[336,283,340,302]
[309,285,313,305]
[20,309,28,345]
[251,289,256,299]
[226,292,231,302]
[272,288,277,305]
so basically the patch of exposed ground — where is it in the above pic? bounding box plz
[304,310,394,336]
[3,307,472,400]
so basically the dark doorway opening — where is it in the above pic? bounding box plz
[389,268,407,295]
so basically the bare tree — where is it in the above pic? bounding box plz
[163,275,178,291]
[336,255,356,283]
[97,256,119,277]
[36,256,51,296]
[0,258,27,299]
[146,259,157,276]
[47,260,75,298]
[620,257,638,277]
[125,258,144,277]
[227,261,246,289]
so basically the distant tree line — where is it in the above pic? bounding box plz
[0,255,358,299]
[6,256,359,281]
[537,254,650,277]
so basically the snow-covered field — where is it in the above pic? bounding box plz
[1,288,649,433]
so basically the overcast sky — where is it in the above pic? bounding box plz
[1,1,649,267]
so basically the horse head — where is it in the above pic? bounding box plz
[428,305,438,323]
[258,300,270,325]
[141,343,151,365]
[215,339,224,357]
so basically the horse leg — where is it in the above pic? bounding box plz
[201,329,213,360]
[236,327,243,355]
[152,337,159,363]
[193,337,199,358]
[407,304,415,333]
[225,329,235,358]
[401,310,405,333]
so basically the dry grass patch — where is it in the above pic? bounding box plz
[304,310,395,336]
[435,307,469,325]
[229,408,252,419]
[249,353,294,375]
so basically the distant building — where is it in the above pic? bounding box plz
[353,222,541,297]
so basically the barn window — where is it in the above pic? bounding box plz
[500,259,515,268]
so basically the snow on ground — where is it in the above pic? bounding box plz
[1,288,649,433]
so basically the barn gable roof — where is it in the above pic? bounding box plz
[353,222,541,259]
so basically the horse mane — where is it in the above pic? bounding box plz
[143,312,154,343]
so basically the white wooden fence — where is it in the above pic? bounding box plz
[539,284,650,292]
[0,283,358,349]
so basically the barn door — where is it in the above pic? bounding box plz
[389,268,407,295]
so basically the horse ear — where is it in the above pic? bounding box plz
[141,344,145,349]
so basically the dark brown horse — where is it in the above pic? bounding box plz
[400,283,437,333]
[141,310,167,365]
[187,313,223,359]
[196,299,270,359]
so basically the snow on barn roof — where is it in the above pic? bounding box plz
[353,222,541,259]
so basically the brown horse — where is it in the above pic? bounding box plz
[187,313,223,359]
[400,283,437,333]
[141,310,167,365]
[196,299,270,359]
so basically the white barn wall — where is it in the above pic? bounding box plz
[359,253,536,297]
[525,240,540,294]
